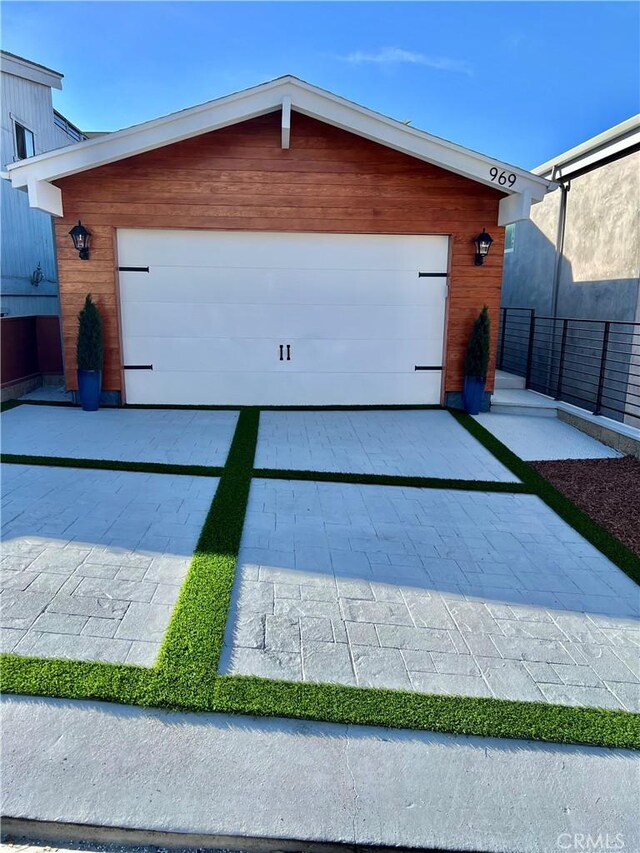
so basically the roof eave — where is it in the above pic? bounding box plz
[534,114,640,179]
[6,75,554,223]
[1,50,63,89]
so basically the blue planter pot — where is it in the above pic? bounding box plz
[463,375,485,415]
[77,369,102,412]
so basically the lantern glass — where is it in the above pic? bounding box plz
[476,229,493,257]
[69,221,91,259]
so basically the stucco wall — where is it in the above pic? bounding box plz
[501,190,559,315]
[501,150,640,322]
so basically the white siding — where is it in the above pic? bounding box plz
[1,67,78,316]
[1,71,70,164]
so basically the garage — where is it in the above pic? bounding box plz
[118,229,448,405]
[7,76,553,408]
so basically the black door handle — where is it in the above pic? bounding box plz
[279,345,284,361]
[286,344,291,361]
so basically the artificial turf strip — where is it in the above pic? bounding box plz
[2,405,640,748]
[254,467,532,493]
[209,676,640,748]
[0,453,224,479]
[2,653,639,749]
[451,410,640,586]
[153,407,261,701]
[0,457,530,494]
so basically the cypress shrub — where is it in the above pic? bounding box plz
[464,305,490,378]
[76,294,104,371]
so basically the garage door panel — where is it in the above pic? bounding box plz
[124,370,443,406]
[118,229,448,405]
[121,302,443,342]
[118,229,449,272]
[123,337,439,374]
[119,268,446,307]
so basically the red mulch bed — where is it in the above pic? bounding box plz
[531,456,640,557]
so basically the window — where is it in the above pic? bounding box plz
[15,122,35,160]
[504,223,516,253]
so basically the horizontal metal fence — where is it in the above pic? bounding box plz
[497,307,640,423]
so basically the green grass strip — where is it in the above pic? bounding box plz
[0,657,153,707]
[451,410,640,585]
[209,676,640,747]
[152,407,260,704]
[2,654,638,748]
[0,399,22,412]
[255,467,532,493]
[0,453,223,479]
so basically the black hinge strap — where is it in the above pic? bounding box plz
[119,266,150,273]
[123,364,153,370]
[418,272,448,278]
[414,365,443,371]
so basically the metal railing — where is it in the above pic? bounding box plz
[497,307,640,423]
[53,111,86,142]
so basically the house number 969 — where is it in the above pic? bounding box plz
[490,167,517,187]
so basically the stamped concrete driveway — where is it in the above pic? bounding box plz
[1,463,218,665]
[1,406,238,466]
[255,409,518,480]
[3,405,638,713]
[221,478,640,711]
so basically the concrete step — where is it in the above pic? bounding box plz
[491,403,558,417]
[491,388,558,418]
[494,370,526,390]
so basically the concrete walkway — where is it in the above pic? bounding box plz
[474,412,622,461]
[2,695,638,853]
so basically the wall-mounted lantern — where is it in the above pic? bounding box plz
[473,229,493,266]
[69,221,91,260]
[31,262,44,287]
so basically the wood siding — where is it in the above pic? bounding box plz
[54,111,506,396]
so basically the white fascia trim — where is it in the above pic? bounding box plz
[7,75,555,217]
[281,96,291,149]
[7,78,289,189]
[289,80,553,201]
[534,115,640,179]
[1,52,63,90]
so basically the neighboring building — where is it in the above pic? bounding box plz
[502,116,640,322]
[6,76,552,407]
[1,50,86,317]
[500,117,640,425]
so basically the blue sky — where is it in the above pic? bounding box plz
[2,1,638,169]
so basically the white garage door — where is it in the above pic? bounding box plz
[117,229,449,406]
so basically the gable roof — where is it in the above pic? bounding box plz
[4,75,555,224]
